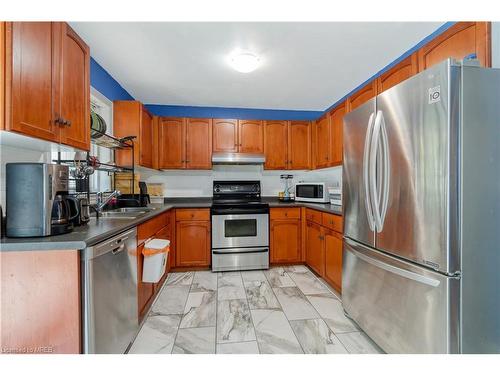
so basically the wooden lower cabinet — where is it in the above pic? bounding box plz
[305,220,325,276]
[137,211,174,322]
[270,218,301,264]
[324,229,343,292]
[137,242,155,321]
[175,209,211,267]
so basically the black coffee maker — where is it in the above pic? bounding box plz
[6,163,78,237]
[51,194,79,235]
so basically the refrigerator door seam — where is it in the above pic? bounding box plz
[363,111,376,231]
[379,110,390,230]
[370,110,383,232]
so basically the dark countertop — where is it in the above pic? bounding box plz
[0,197,341,252]
[262,197,343,216]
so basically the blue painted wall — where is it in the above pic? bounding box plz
[90,57,134,101]
[91,22,455,119]
[145,104,322,121]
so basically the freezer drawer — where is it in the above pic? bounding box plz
[342,238,460,354]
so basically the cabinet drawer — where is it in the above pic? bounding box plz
[138,212,169,245]
[176,208,210,221]
[305,208,322,224]
[270,207,301,220]
[322,212,343,233]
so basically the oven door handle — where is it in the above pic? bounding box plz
[212,248,269,255]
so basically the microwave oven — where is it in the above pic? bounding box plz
[294,182,330,203]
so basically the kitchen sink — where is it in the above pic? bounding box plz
[95,212,139,219]
[111,207,155,213]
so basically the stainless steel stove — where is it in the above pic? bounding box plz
[211,181,269,272]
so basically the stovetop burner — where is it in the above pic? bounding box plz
[211,180,269,213]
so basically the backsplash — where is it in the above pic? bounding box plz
[140,165,342,197]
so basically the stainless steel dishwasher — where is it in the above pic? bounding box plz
[82,228,138,354]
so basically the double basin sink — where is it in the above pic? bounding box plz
[95,207,156,220]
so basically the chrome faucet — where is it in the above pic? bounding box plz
[94,190,121,213]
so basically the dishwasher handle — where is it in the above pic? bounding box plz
[85,228,137,260]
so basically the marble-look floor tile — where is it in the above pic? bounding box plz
[306,293,359,333]
[290,319,348,354]
[316,278,342,300]
[179,292,216,328]
[128,314,181,354]
[251,309,303,354]
[336,332,384,354]
[273,287,319,321]
[172,327,216,354]
[264,267,296,288]
[284,265,309,274]
[241,270,267,283]
[217,299,256,343]
[287,269,329,295]
[217,273,246,301]
[166,272,194,286]
[216,341,260,354]
[190,271,217,292]
[153,285,190,315]
[244,280,280,310]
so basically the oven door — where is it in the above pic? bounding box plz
[212,213,269,249]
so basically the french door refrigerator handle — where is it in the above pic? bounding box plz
[370,110,383,232]
[379,110,390,230]
[363,112,376,231]
[345,238,440,287]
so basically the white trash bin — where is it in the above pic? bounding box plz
[142,238,170,283]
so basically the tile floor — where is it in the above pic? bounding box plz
[128,265,384,354]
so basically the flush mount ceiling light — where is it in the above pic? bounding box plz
[229,51,260,73]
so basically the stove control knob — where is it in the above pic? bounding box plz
[215,188,220,192]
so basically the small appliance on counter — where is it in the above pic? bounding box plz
[71,197,91,226]
[279,174,295,202]
[328,186,342,206]
[6,163,78,237]
[294,182,330,203]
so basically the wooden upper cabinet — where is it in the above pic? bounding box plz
[140,108,154,168]
[288,121,311,170]
[5,22,90,150]
[58,23,90,151]
[418,22,491,71]
[1,22,5,130]
[213,119,238,153]
[347,80,377,112]
[6,22,59,142]
[114,101,154,168]
[329,103,346,166]
[264,120,288,170]
[314,115,330,169]
[185,118,212,169]
[377,54,418,94]
[238,119,264,153]
[158,117,185,169]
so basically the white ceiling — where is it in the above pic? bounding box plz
[71,22,444,111]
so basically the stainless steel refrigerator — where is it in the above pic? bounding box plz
[342,59,500,354]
